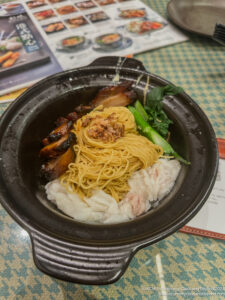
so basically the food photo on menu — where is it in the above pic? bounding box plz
[93,32,133,52]
[42,21,67,34]
[33,8,56,20]
[26,0,47,9]
[55,4,77,15]
[0,3,25,16]
[75,0,97,10]
[56,34,92,53]
[119,8,147,19]
[95,0,116,6]
[0,35,23,69]
[64,15,89,28]
[95,32,123,48]
[126,20,167,35]
[85,10,110,23]
[48,0,67,3]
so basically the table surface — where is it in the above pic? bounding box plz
[1,0,225,299]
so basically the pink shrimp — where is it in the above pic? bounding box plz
[124,192,146,216]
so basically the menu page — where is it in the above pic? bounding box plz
[0,0,188,96]
[26,0,188,70]
[180,139,225,240]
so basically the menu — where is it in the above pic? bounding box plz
[180,138,225,240]
[0,0,188,97]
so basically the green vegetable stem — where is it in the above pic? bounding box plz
[134,100,148,121]
[128,106,190,165]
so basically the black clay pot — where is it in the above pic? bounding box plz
[0,56,218,285]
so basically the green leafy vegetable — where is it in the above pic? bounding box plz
[146,84,184,107]
[144,84,184,138]
[128,106,190,165]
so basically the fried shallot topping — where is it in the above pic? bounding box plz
[86,113,125,142]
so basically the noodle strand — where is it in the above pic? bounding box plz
[61,107,163,202]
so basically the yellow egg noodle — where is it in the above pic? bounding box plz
[61,106,163,202]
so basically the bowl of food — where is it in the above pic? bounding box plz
[2,3,21,11]
[0,56,218,285]
[119,8,146,19]
[95,33,123,49]
[0,3,24,16]
[61,36,85,49]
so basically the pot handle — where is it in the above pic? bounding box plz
[88,56,147,72]
[30,231,136,285]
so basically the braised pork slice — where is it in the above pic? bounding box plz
[41,147,75,180]
[91,81,136,108]
[40,132,76,159]
[42,121,73,146]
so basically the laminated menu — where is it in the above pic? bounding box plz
[0,0,188,98]
[180,138,225,240]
